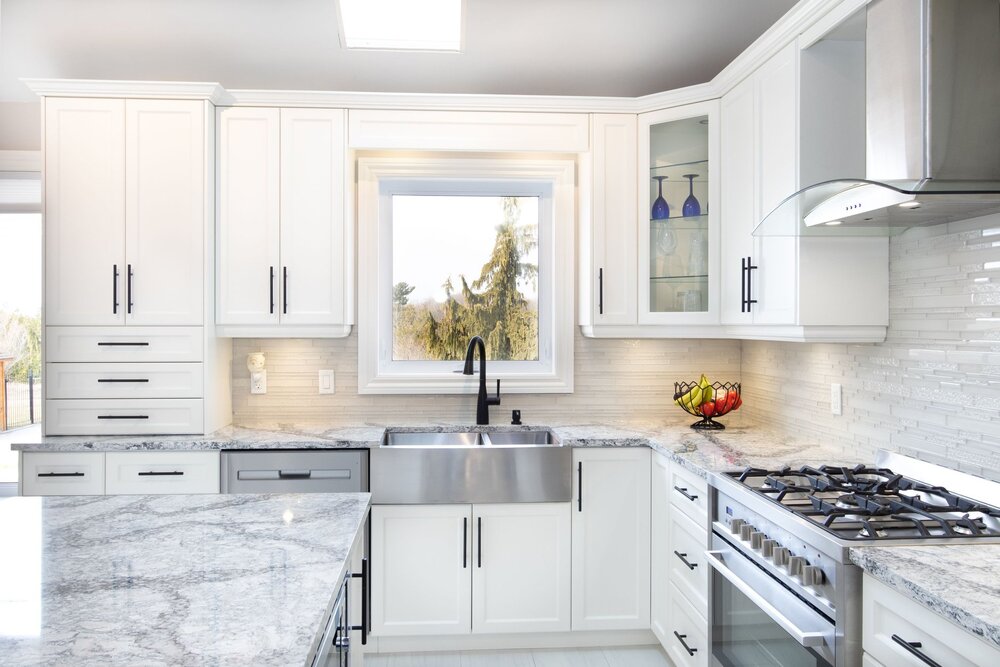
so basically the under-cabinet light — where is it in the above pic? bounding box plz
[337,0,464,51]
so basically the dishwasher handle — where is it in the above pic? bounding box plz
[236,469,353,481]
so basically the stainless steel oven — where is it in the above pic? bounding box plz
[708,532,835,666]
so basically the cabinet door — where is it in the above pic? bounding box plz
[587,114,638,326]
[650,452,671,648]
[719,77,756,325]
[217,107,280,325]
[44,97,126,326]
[279,108,348,326]
[572,448,651,630]
[753,42,799,325]
[125,99,205,326]
[472,503,571,634]
[371,505,472,636]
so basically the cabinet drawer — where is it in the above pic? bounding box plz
[21,452,105,496]
[46,362,204,399]
[46,326,203,362]
[106,451,219,494]
[668,507,710,615]
[864,574,1000,667]
[669,462,709,524]
[666,581,709,667]
[44,399,204,435]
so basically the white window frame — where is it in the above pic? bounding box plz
[357,156,575,394]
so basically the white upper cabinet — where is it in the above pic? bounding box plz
[45,98,126,326]
[217,107,281,327]
[45,97,206,328]
[580,114,638,332]
[217,106,351,337]
[124,99,206,326]
[279,108,349,328]
[719,39,888,341]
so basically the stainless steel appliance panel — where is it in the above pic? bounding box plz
[221,450,367,494]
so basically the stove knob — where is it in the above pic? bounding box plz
[729,518,745,535]
[761,539,777,558]
[773,547,790,567]
[788,556,806,576]
[802,565,825,587]
[739,524,755,542]
[750,531,765,550]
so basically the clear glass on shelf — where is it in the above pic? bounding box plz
[648,115,710,314]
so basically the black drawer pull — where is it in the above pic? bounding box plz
[598,267,603,315]
[891,634,943,667]
[97,378,150,383]
[97,415,150,420]
[269,266,275,314]
[278,470,312,479]
[38,471,84,478]
[113,264,120,314]
[97,342,150,346]
[674,485,699,502]
[577,461,583,512]
[674,550,698,570]
[282,266,288,314]
[127,264,134,314]
[674,631,697,656]
[137,471,184,476]
[350,557,369,645]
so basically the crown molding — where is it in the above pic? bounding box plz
[21,78,228,104]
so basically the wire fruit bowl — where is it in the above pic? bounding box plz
[673,381,742,430]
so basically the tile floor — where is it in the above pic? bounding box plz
[364,645,671,667]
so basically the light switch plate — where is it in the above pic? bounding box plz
[250,370,267,395]
[831,383,842,416]
[319,369,335,394]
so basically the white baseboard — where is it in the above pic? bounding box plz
[369,628,657,654]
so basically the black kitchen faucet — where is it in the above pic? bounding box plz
[462,335,501,425]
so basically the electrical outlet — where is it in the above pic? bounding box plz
[319,370,335,394]
[831,383,842,416]
[250,370,267,395]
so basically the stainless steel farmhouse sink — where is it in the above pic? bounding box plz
[371,428,571,504]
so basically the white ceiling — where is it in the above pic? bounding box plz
[0,0,798,102]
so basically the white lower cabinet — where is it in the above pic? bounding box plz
[572,448,651,631]
[666,581,709,667]
[862,653,885,667]
[650,451,671,646]
[371,502,571,638]
[105,451,220,494]
[21,452,106,496]
[44,398,204,435]
[863,573,1000,667]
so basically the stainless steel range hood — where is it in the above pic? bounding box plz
[756,0,1000,237]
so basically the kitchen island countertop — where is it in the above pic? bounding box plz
[0,492,370,666]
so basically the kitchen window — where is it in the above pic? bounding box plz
[357,156,575,393]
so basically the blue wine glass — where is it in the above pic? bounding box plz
[682,174,701,217]
[651,176,670,220]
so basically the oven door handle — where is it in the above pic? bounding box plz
[705,550,827,648]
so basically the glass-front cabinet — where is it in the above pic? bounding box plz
[638,101,719,325]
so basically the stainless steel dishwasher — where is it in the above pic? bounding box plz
[220,450,367,494]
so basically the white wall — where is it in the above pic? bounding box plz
[742,214,1000,480]
[0,102,40,150]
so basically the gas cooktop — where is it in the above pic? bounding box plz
[725,464,1000,541]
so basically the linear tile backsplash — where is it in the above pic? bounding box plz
[232,333,742,428]
[741,214,1000,480]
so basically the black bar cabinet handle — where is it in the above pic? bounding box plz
[463,517,468,568]
[891,635,943,667]
[746,256,758,310]
[97,415,149,420]
[282,266,288,314]
[351,557,368,645]
[137,471,184,477]
[97,341,149,347]
[269,266,275,314]
[674,631,697,656]
[598,267,604,315]
[38,471,84,478]
[477,516,483,568]
[112,264,119,314]
[127,264,134,314]
[674,485,699,502]
[674,550,698,570]
[97,378,150,383]
[740,257,747,312]
[577,461,583,512]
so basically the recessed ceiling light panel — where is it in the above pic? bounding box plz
[337,0,464,51]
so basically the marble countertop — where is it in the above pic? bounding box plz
[0,492,370,666]
[850,545,1000,651]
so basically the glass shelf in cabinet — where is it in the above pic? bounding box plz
[649,213,708,229]
[650,159,709,179]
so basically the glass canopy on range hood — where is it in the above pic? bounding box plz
[753,179,1000,238]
